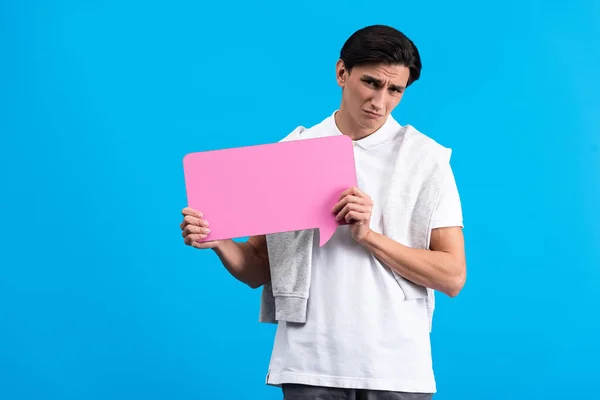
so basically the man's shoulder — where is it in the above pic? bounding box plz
[397,122,453,163]
[278,125,307,143]
[399,123,450,151]
[278,113,335,143]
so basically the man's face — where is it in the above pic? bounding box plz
[336,61,410,131]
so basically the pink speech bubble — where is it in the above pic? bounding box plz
[183,135,358,247]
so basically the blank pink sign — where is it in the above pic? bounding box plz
[183,135,358,247]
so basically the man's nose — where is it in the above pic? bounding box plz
[370,91,385,110]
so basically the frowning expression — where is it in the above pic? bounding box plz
[336,61,411,131]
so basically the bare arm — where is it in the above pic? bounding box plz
[332,187,466,297]
[212,235,270,289]
[359,226,466,297]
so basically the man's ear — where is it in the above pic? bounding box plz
[336,59,348,88]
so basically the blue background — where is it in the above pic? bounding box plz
[1,0,599,399]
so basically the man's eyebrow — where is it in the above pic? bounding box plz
[362,74,405,90]
[362,74,382,84]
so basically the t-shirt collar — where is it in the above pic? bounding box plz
[330,110,397,150]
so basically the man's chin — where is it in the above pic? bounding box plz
[359,116,385,131]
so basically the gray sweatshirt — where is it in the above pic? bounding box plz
[259,115,452,332]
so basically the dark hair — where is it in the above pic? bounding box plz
[339,25,422,87]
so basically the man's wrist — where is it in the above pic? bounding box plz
[358,228,377,247]
[212,239,232,255]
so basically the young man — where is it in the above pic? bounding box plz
[180,25,466,400]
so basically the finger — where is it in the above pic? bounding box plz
[333,195,363,209]
[336,203,368,221]
[180,218,194,230]
[338,187,356,200]
[332,195,366,213]
[336,203,363,220]
[183,215,200,226]
[182,207,204,218]
[182,215,209,228]
[349,187,373,204]
[184,233,208,246]
[336,203,362,220]
[339,186,365,199]
[192,234,210,245]
[345,210,367,224]
[183,225,211,235]
[192,239,218,249]
[191,241,206,249]
[339,187,373,207]
[182,225,211,236]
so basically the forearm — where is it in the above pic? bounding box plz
[359,231,465,297]
[212,240,270,289]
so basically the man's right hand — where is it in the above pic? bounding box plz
[180,207,223,250]
[180,207,270,288]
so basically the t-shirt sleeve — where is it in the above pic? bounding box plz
[431,162,464,229]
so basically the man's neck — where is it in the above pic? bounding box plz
[334,108,384,141]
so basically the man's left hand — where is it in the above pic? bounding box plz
[332,186,374,243]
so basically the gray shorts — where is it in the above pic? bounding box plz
[281,384,433,400]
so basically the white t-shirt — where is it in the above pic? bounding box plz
[266,111,463,393]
